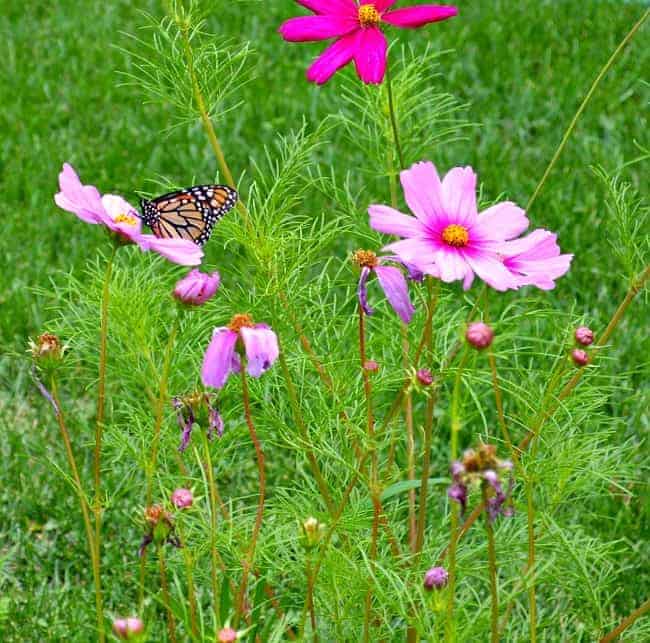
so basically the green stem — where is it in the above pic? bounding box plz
[306,555,318,642]
[177,522,199,640]
[50,379,103,642]
[526,8,650,212]
[599,597,650,643]
[483,486,499,643]
[385,60,405,170]
[445,347,469,642]
[159,546,178,643]
[92,248,114,642]
[234,366,266,626]
[200,428,221,627]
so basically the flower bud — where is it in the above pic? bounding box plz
[416,368,434,386]
[112,616,144,640]
[301,516,326,549]
[465,322,494,350]
[29,333,66,369]
[423,566,448,590]
[171,488,193,510]
[218,627,238,642]
[571,348,589,367]
[363,359,379,372]
[574,326,594,346]
[173,269,220,306]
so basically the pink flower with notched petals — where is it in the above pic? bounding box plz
[279,1,458,85]
[174,269,221,305]
[369,161,572,291]
[54,163,203,266]
[202,314,279,389]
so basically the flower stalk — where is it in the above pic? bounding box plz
[483,486,499,643]
[158,546,178,643]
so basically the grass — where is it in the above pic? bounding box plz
[0,0,648,640]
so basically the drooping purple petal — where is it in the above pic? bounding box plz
[357,266,374,316]
[447,482,468,514]
[374,265,415,324]
[201,328,239,389]
[178,407,195,453]
[208,403,225,439]
[240,324,280,378]
[32,367,61,416]
[381,255,425,282]
[138,534,153,558]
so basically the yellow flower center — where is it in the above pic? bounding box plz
[352,249,379,268]
[114,213,138,227]
[442,224,469,248]
[358,3,380,27]
[228,313,255,332]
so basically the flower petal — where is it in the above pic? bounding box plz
[368,204,426,237]
[137,235,204,266]
[201,328,239,389]
[297,0,358,15]
[472,201,529,242]
[375,265,415,323]
[357,266,374,316]
[433,247,469,283]
[441,166,478,227]
[462,248,519,291]
[101,194,142,237]
[54,163,105,224]
[399,161,446,229]
[382,5,458,28]
[306,32,358,84]
[353,27,387,84]
[279,15,358,42]
[383,237,436,266]
[374,0,397,10]
[241,325,280,378]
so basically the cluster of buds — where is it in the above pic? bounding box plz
[447,444,514,522]
[112,616,144,640]
[300,516,326,550]
[571,325,594,367]
[138,504,181,557]
[172,390,224,452]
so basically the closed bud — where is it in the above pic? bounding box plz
[571,348,589,367]
[112,616,144,640]
[301,516,326,549]
[171,488,193,510]
[416,368,434,386]
[218,627,239,642]
[465,322,494,350]
[574,326,594,346]
[424,566,448,590]
[363,359,379,372]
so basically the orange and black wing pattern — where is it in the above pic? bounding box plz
[140,185,238,246]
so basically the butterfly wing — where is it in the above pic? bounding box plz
[140,185,238,247]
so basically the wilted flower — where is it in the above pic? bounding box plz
[173,391,224,452]
[369,161,572,291]
[217,627,239,643]
[279,1,457,85]
[138,505,181,557]
[447,444,514,522]
[416,368,434,386]
[29,333,66,362]
[352,249,421,324]
[424,566,448,590]
[171,488,193,510]
[571,348,589,367]
[575,326,594,346]
[301,516,326,550]
[54,163,203,266]
[112,616,144,640]
[173,269,221,306]
[465,322,494,350]
[201,314,279,389]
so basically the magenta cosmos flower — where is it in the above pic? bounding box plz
[352,249,421,323]
[174,269,221,305]
[202,314,280,389]
[369,161,572,291]
[55,163,203,266]
[279,1,458,85]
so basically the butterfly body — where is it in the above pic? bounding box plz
[140,184,237,246]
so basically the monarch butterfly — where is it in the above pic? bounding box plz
[140,185,238,247]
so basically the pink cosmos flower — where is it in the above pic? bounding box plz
[369,161,572,291]
[171,488,193,509]
[279,1,458,85]
[202,314,280,389]
[54,163,203,266]
[352,249,421,323]
[174,269,221,305]
[112,617,144,640]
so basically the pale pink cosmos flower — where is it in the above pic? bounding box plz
[369,161,572,291]
[174,269,221,305]
[54,163,203,266]
[279,1,458,85]
[202,314,279,389]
